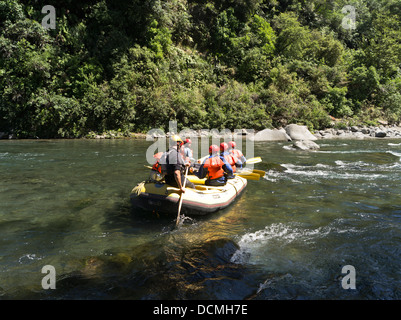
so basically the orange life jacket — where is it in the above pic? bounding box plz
[203,156,225,180]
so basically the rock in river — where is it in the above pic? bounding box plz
[285,124,317,141]
[293,140,320,151]
[250,128,292,141]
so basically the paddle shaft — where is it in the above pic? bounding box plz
[176,166,189,227]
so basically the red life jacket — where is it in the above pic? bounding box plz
[152,152,164,173]
[203,156,225,180]
[223,153,238,173]
[152,162,162,173]
[231,149,243,159]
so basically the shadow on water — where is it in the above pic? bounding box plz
[13,235,265,300]
[4,195,265,300]
[100,191,208,234]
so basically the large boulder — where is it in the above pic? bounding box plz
[293,140,320,151]
[285,124,317,141]
[250,128,292,141]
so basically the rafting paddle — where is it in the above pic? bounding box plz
[176,166,189,227]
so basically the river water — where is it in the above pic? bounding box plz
[1,138,401,300]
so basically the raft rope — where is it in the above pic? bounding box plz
[226,178,239,196]
[133,176,241,197]
[132,178,166,196]
[132,180,146,196]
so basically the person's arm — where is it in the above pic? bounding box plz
[220,156,233,174]
[196,164,204,179]
[232,154,242,167]
[238,151,246,166]
[197,155,209,179]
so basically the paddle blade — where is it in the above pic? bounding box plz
[246,157,262,164]
[252,169,266,177]
[235,172,260,180]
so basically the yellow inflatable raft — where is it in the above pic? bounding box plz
[130,175,247,216]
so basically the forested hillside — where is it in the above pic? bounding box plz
[1,0,401,138]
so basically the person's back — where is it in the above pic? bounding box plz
[183,138,195,163]
[203,156,225,186]
[229,141,246,166]
[198,145,233,186]
[161,135,194,191]
[163,147,182,183]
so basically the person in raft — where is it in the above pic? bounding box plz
[150,151,164,181]
[160,135,195,192]
[183,138,195,164]
[220,142,242,174]
[197,145,234,186]
[228,141,246,167]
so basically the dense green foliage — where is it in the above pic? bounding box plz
[1,0,401,138]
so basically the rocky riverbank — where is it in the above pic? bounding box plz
[315,125,401,139]
[249,124,401,142]
[243,123,401,151]
[2,124,401,141]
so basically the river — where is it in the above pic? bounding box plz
[1,138,401,299]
